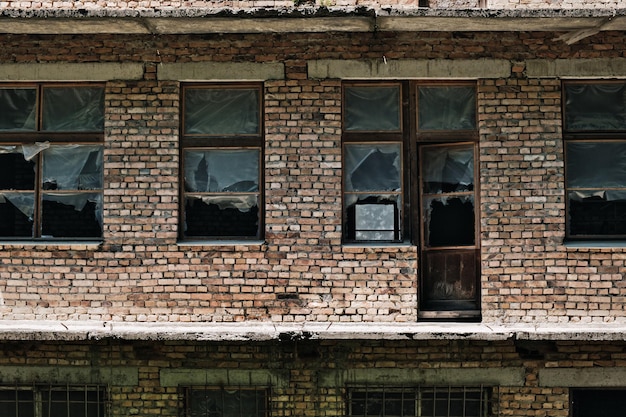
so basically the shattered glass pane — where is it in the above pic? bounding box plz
[0,87,37,131]
[344,143,401,192]
[421,145,474,194]
[418,86,476,130]
[424,196,475,247]
[189,389,267,417]
[355,203,396,241]
[42,86,104,132]
[568,190,626,236]
[564,83,626,131]
[184,149,259,193]
[344,85,401,131]
[566,141,626,188]
[184,195,259,238]
[184,88,260,135]
[42,145,103,191]
[0,192,34,237]
[42,193,102,238]
[0,148,35,190]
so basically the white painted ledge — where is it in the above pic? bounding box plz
[1,320,626,342]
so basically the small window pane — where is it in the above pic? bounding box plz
[568,190,626,236]
[418,86,476,130]
[0,389,35,417]
[184,88,260,135]
[189,389,267,417]
[345,144,401,192]
[566,142,626,188]
[42,145,103,191]
[344,86,401,132]
[424,196,475,247]
[42,86,104,132]
[564,83,626,131]
[42,388,105,417]
[0,192,35,237]
[184,149,259,193]
[184,195,259,238]
[0,148,36,190]
[345,194,400,242]
[41,193,103,238]
[421,146,474,194]
[0,88,37,131]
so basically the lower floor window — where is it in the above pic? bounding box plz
[0,385,107,417]
[184,387,269,417]
[348,386,492,417]
[571,389,624,417]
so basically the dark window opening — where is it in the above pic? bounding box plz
[184,387,268,417]
[0,385,107,417]
[181,84,263,241]
[0,84,104,240]
[571,389,625,417]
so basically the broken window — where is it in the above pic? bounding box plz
[183,387,268,417]
[0,385,107,417]
[348,386,492,417]
[563,81,626,240]
[181,84,263,240]
[0,84,104,240]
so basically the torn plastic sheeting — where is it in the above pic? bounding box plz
[184,149,259,193]
[0,87,37,131]
[418,86,476,131]
[565,83,626,131]
[344,85,400,132]
[191,194,258,212]
[345,144,401,192]
[422,146,473,194]
[42,86,104,132]
[184,88,259,135]
[566,141,626,188]
[43,192,103,229]
[42,145,103,190]
[569,190,626,202]
[0,192,35,220]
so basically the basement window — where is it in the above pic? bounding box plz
[348,386,492,417]
[0,84,104,240]
[183,387,269,417]
[571,389,625,417]
[181,84,263,241]
[563,81,626,241]
[0,385,107,417]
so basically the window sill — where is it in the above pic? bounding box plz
[342,242,414,248]
[177,240,266,247]
[564,240,626,249]
[0,240,102,249]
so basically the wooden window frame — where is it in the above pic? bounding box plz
[180,83,264,241]
[0,83,104,241]
[562,80,626,241]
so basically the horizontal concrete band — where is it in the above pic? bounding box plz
[0,365,138,386]
[539,367,626,387]
[161,369,289,388]
[3,321,626,342]
[319,367,526,387]
[308,59,512,79]
[157,62,285,81]
[0,63,145,81]
[526,58,626,78]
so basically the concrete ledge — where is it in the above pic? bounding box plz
[0,365,138,386]
[1,321,626,342]
[319,367,526,387]
[308,59,511,80]
[540,367,626,387]
[0,63,145,81]
[158,62,285,81]
[161,368,289,388]
[526,58,626,78]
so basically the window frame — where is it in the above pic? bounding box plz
[0,82,105,241]
[0,384,108,417]
[562,79,626,242]
[180,82,265,242]
[182,385,270,417]
[347,385,493,417]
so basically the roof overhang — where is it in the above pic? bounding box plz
[1,7,626,41]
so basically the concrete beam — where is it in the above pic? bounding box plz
[319,367,526,387]
[158,62,285,81]
[0,365,138,386]
[161,369,289,388]
[0,63,145,81]
[540,368,626,387]
[526,58,626,78]
[308,59,511,79]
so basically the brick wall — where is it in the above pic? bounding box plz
[0,338,622,417]
[0,31,625,324]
